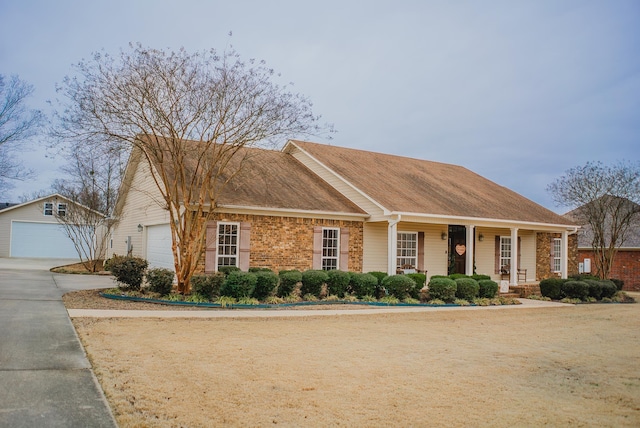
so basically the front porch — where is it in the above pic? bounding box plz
[505,282,541,298]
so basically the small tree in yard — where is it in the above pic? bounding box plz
[548,161,640,280]
[51,43,328,293]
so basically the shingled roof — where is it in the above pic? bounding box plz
[289,140,575,226]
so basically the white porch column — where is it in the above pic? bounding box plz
[465,225,475,276]
[561,230,569,279]
[387,217,401,276]
[510,227,519,285]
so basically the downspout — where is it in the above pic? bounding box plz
[387,215,401,275]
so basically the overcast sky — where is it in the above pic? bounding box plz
[1,0,638,212]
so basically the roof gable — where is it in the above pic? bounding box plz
[288,140,575,226]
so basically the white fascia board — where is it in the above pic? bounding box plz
[284,140,390,215]
[0,193,105,218]
[383,211,580,231]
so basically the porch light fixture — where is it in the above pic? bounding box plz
[137,224,143,232]
[441,232,447,240]
[479,233,484,242]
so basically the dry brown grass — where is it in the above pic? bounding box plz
[72,301,640,427]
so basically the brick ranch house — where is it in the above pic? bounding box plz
[106,140,579,285]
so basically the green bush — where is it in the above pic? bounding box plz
[220,271,257,299]
[277,270,301,297]
[248,267,273,273]
[190,273,225,298]
[406,273,427,288]
[477,279,499,298]
[146,268,174,296]
[539,278,566,300]
[218,266,241,276]
[600,280,617,299]
[367,271,388,285]
[584,279,602,300]
[108,256,148,290]
[472,274,491,281]
[300,270,329,298]
[569,273,599,281]
[349,273,378,298]
[382,275,417,300]
[428,277,457,302]
[449,273,470,280]
[610,278,624,291]
[326,270,351,297]
[455,278,480,300]
[252,270,279,301]
[561,280,589,300]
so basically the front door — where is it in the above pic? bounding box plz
[448,225,466,275]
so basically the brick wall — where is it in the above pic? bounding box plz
[535,232,578,280]
[196,213,364,273]
[577,249,640,291]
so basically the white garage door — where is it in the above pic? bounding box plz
[146,224,175,270]
[11,221,80,259]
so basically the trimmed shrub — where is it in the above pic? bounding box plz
[406,273,427,289]
[600,280,617,299]
[220,271,257,299]
[146,268,174,296]
[569,273,599,281]
[584,279,602,300]
[367,271,388,285]
[610,278,624,291]
[326,270,351,298]
[300,270,329,298]
[478,279,499,298]
[349,273,378,298]
[455,277,480,300]
[249,267,273,273]
[561,280,589,300]
[449,273,470,280]
[428,277,457,302]
[539,278,566,300]
[472,274,491,281]
[277,270,301,297]
[191,273,225,299]
[218,266,241,276]
[252,270,279,301]
[382,275,417,300]
[108,256,148,290]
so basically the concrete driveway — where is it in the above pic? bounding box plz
[0,258,116,427]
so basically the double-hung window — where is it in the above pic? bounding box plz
[322,228,339,270]
[500,236,512,272]
[217,222,239,268]
[57,203,67,217]
[552,238,562,273]
[397,232,418,269]
[44,203,53,216]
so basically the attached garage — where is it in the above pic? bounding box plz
[146,224,175,270]
[10,221,80,259]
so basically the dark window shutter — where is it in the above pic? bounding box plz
[312,226,322,269]
[550,236,555,270]
[239,222,251,271]
[205,221,217,273]
[339,227,349,271]
[494,236,500,274]
[517,237,522,269]
[418,231,425,272]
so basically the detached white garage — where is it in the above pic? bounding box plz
[145,224,175,270]
[10,221,79,258]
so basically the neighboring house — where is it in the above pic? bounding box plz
[107,140,579,284]
[567,203,640,291]
[0,194,94,259]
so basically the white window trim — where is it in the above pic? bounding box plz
[57,203,67,217]
[553,238,562,273]
[43,202,53,216]
[500,236,512,273]
[397,231,418,269]
[217,221,240,269]
[321,227,340,270]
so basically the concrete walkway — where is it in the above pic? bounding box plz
[0,259,116,428]
[68,296,574,318]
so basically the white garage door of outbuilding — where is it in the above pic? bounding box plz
[11,221,80,259]
[146,224,175,270]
